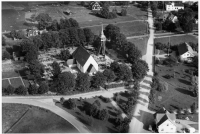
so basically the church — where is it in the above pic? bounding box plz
[67,25,107,74]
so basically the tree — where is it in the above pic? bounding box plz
[49,31,61,50]
[89,103,99,117]
[69,18,79,28]
[188,42,198,52]
[116,64,132,81]
[15,85,27,95]
[155,22,162,31]
[59,29,70,48]
[163,55,177,66]
[93,100,101,108]
[59,49,71,61]
[83,28,94,46]
[31,35,44,50]
[132,60,149,81]
[99,6,110,19]
[41,32,54,51]
[25,50,39,63]
[2,51,11,60]
[110,61,120,72]
[26,60,44,80]
[178,8,194,33]
[63,99,77,109]
[191,102,197,113]
[127,42,142,64]
[192,56,198,68]
[28,84,38,95]
[92,72,106,88]
[2,36,6,46]
[111,33,127,50]
[77,28,86,46]
[38,81,49,94]
[54,72,75,94]
[98,109,108,120]
[120,8,127,16]
[155,42,165,50]
[51,61,61,79]
[104,24,120,40]
[10,30,17,39]
[76,72,91,91]
[5,85,15,95]
[60,18,71,29]
[51,19,59,31]
[69,27,80,47]
[103,69,116,82]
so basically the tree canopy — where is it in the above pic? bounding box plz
[132,60,149,81]
[76,72,91,91]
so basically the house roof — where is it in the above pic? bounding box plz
[72,46,91,67]
[155,111,176,127]
[178,42,194,55]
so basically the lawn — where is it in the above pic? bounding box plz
[2,79,10,88]
[10,78,24,88]
[2,71,19,79]
[155,35,198,45]
[127,36,149,56]
[2,103,78,133]
[56,96,121,133]
[22,78,30,88]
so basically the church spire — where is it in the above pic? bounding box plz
[100,24,106,41]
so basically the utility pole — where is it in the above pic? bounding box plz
[168,31,171,56]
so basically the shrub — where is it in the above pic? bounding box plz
[28,84,38,95]
[98,109,108,120]
[164,74,171,79]
[120,8,127,16]
[2,51,11,60]
[5,85,15,95]
[99,96,111,103]
[15,85,27,95]
[63,98,76,110]
[38,81,49,94]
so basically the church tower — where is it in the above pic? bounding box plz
[98,24,106,56]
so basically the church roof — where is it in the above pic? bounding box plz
[72,46,91,66]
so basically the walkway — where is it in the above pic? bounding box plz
[129,6,155,133]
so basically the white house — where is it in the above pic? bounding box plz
[154,109,177,133]
[165,2,184,11]
[178,42,196,62]
[68,46,98,74]
[90,1,102,11]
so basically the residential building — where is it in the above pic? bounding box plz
[165,2,184,11]
[89,1,102,10]
[12,52,24,61]
[178,42,196,62]
[67,46,98,74]
[154,108,177,133]
[167,13,178,23]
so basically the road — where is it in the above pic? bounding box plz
[2,87,127,133]
[129,7,155,133]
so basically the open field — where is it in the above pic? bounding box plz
[2,103,79,133]
[56,96,122,133]
[127,36,149,56]
[155,35,198,45]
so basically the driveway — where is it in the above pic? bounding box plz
[129,7,156,133]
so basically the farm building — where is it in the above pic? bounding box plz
[26,27,46,37]
[89,1,102,11]
[178,42,197,62]
[154,108,177,133]
[165,2,184,11]
[67,46,98,74]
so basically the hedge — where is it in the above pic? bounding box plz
[104,83,124,89]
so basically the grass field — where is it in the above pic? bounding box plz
[2,103,79,133]
[10,78,24,88]
[127,36,149,56]
[155,35,198,45]
[56,96,121,133]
